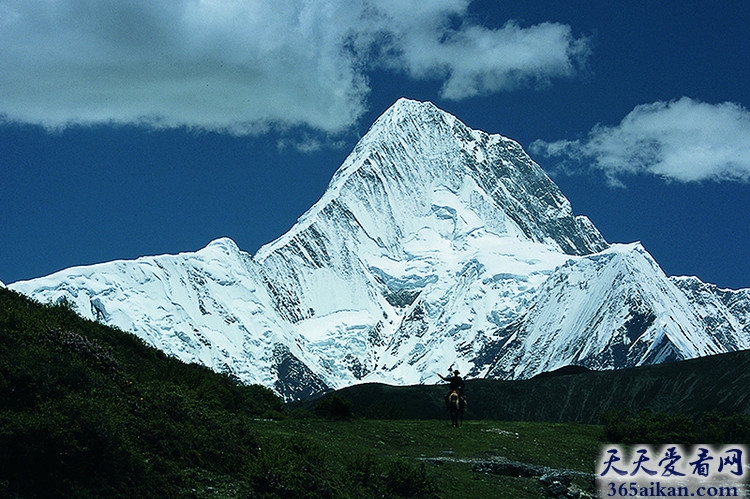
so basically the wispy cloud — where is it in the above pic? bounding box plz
[380,17,589,99]
[530,97,750,186]
[0,0,589,135]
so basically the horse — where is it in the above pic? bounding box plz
[446,390,466,427]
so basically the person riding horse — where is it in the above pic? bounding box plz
[438,369,465,405]
[438,369,466,426]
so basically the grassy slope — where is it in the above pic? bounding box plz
[295,350,750,423]
[253,418,604,499]
[0,288,280,497]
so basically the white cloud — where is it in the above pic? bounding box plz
[0,0,589,135]
[382,18,590,99]
[0,0,369,134]
[530,97,750,186]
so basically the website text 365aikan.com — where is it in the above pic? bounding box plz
[598,445,747,498]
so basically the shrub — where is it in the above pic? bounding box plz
[696,411,750,443]
[247,434,339,498]
[314,394,354,421]
[344,454,438,499]
[386,459,437,498]
[601,408,750,444]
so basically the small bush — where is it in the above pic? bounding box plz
[364,400,404,420]
[696,411,750,443]
[386,459,437,498]
[315,394,354,421]
[346,453,380,491]
[344,454,438,499]
[247,434,338,498]
[601,408,750,444]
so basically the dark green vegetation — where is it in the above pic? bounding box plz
[1,287,748,498]
[0,288,281,497]
[297,349,750,423]
[601,409,750,444]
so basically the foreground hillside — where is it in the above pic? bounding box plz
[0,288,280,497]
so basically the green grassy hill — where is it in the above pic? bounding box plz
[296,351,750,423]
[0,288,284,497]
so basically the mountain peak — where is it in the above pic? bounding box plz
[385,96,430,111]
[259,99,607,264]
[378,97,443,122]
[203,237,243,256]
[11,101,747,402]
[363,98,460,146]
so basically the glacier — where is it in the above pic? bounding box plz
[9,98,750,400]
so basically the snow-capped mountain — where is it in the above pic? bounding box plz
[9,99,750,400]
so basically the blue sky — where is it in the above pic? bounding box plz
[2,0,750,290]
